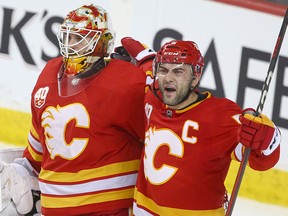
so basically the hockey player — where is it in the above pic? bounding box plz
[0,5,146,216]
[112,38,281,216]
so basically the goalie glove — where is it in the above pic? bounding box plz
[238,108,281,155]
[0,158,40,215]
[111,37,156,66]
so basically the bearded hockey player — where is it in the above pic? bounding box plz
[112,37,281,216]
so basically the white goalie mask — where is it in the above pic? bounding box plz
[57,4,115,76]
[56,4,115,96]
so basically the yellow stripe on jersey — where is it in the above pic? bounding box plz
[41,187,134,208]
[27,145,43,162]
[134,188,224,216]
[40,159,140,182]
[30,124,40,140]
[146,70,153,77]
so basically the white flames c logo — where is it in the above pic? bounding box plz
[41,103,90,160]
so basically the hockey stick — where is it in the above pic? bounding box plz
[225,8,288,216]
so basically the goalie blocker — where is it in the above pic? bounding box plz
[0,148,41,215]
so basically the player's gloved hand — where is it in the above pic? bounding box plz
[238,108,281,155]
[111,46,132,62]
[0,158,41,216]
[111,37,156,66]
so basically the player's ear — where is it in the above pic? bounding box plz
[192,75,200,86]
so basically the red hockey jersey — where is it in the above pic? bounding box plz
[133,88,280,216]
[23,57,146,215]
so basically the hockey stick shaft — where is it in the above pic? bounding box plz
[225,8,288,216]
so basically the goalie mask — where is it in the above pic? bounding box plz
[57,4,115,96]
[57,4,115,75]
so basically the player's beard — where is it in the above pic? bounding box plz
[159,77,194,107]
